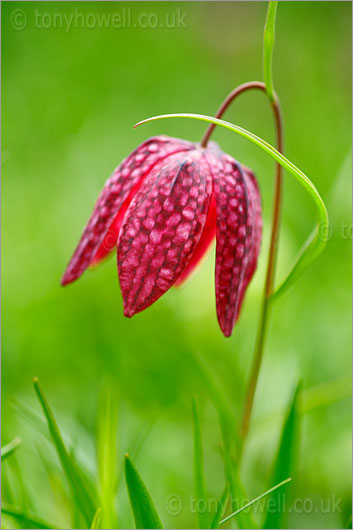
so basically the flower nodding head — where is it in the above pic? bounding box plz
[62,136,262,337]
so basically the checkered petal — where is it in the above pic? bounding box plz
[117,150,213,316]
[213,154,262,337]
[235,166,262,315]
[61,136,193,285]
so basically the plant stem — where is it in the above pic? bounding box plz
[200,82,284,442]
[240,96,283,441]
[200,81,265,148]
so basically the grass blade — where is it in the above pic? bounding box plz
[209,485,229,529]
[1,503,61,529]
[219,416,257,529]
[97,383,118,528]
[33,377,96,527]
[192,398,208,529]
[124,454,163,529]
[263,383,301,529]
[1,437,22,461]
[219,478,292,526]
[90,507,102,529]
[263,1,278,101]
[12,397,49,438]
[191,352,241,452]
[135,113,328,300]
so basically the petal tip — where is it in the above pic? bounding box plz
[61,273,73,286]
[123,306,135,318]
[221,324,233,338]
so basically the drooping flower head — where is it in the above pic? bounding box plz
[62,136,262,337]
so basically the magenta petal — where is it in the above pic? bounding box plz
[117,150,213,316]
[61,136,193,285]
[175,192,216,286]
[235,166,262,315]
[213,154,262,337]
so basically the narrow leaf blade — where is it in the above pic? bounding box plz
[124,454,163,529]
[33,377,96,527]
[219,416,258,529]
[1,437,21,461]
[97,383,118,528]
[263,383,301,528]
[209,485,229,529]
[90,507,102,529]
[219,478,292,526]
[192,398,208,529]
[1,503,60,529]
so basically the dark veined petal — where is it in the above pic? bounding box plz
[213,153,262,337]
[173,143,223,286]
[174,193,216,286]
[61,136,193,285]
[89,181,139,268]
[117,149,213,316]
[235,166,262,314]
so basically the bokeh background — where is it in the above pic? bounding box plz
[2,2,352,529]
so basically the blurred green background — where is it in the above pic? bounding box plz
[2,2,352,529]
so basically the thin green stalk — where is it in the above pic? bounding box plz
[1,437,22,461]
[241,0,281,441]
[219,478,292,526]
[199,80,284,443]
[240,102,282,442]
[263,1,278,102]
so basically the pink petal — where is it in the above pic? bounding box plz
[235,166,262,314]
[213,154,262,337]
[117,149,213,316]
[174,193,216,286]
[61,136,193,285]
[90,182,139,267]
[173,144,222,286]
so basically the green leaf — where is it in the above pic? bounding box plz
[263,1,278,101]
[33,377,96,527]
[219,417,258,529]
[301,374,351,413]
[191,352,241,452]
[263,383,301,529]
[209,485,229,529]
[1,503,61,529]
[97,383,118,528]
[12,397,49,438]
[90,507,102,529]
[135,114,328,300]
[1,437,21,461]
[124,454,163,529]
[192,398,208,529]
[219,478,292,526]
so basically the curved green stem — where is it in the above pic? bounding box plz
[193,79,284,441]
[240,95,283,441]
[200,81,266,148]
[134,113,328,299]
[135,109,327,443]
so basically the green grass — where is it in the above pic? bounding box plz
[2,1,351,528]
[3,378,295,529]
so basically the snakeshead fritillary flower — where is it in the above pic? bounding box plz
[62,136,262,337]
